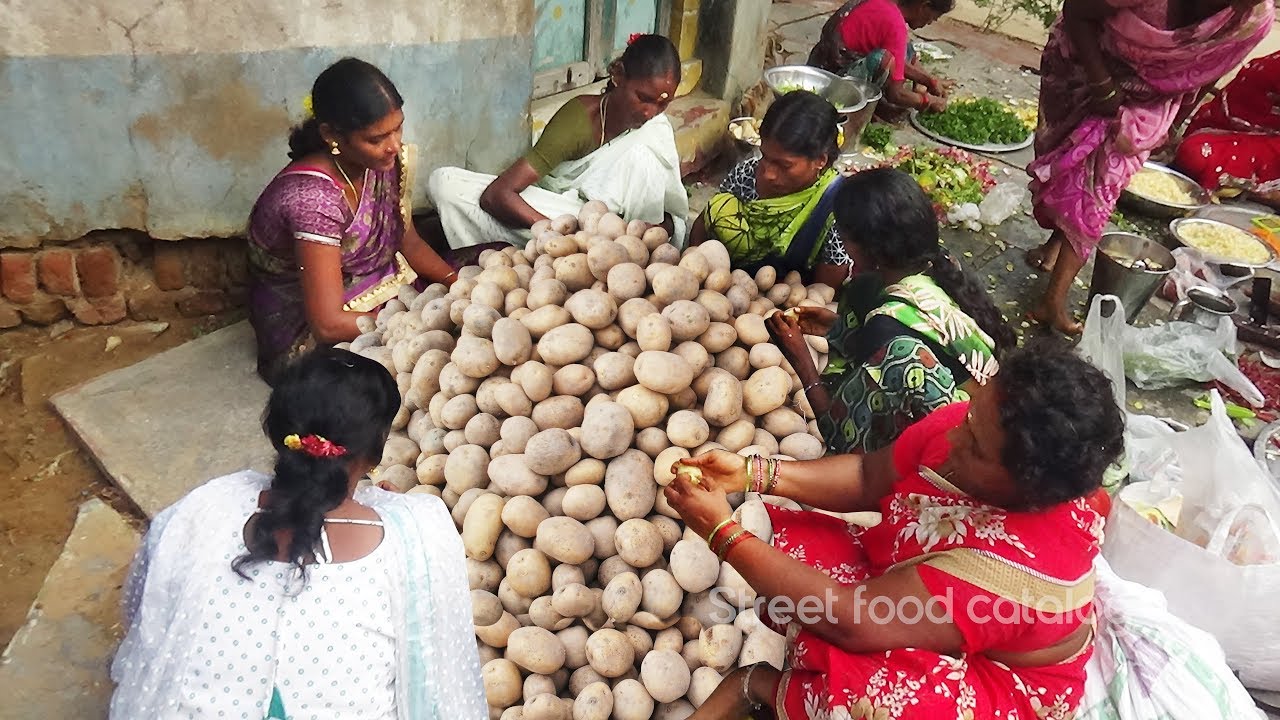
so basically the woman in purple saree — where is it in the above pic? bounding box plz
[1025,0,1272,334]
[247,59,475,382]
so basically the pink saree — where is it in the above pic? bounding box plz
[1027,0,1273,258]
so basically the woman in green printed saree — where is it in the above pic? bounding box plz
[767,167,1015,454]
[689,91,853,288]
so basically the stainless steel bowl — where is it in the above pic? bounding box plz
[1120,162,1211,218]
[1168,217,1277,268]
[763,65,867,114]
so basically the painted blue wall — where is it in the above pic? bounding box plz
[0,39,534,246]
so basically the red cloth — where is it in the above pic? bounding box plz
[1176,51,1280,189]
[838,0,910,83]
[762,403,1102,718]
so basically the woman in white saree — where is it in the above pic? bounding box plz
[109,348,486,720]
[428,34,690,249]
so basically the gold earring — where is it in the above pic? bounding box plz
[329,141,341,156]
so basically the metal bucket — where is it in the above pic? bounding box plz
[840,80,882,152]
[1087,232,1176,324]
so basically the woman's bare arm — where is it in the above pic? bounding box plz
[478,159,547,229]
[296,241,376,343]
[400,219,458,283]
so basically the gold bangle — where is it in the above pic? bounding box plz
[716,528,748,560]
[705,517,734,546]
[743,455,753,494]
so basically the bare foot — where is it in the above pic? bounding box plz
[1026,241,1060,272]
[1029,306,1083,336]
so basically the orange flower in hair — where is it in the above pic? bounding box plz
[282,433,347,458]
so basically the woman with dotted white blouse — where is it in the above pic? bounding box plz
[109,347,486,719]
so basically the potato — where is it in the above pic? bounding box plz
[610,679,654,720]
[716,561,756,609]
[606,262,648,301]
[734,497,773,543]
[502,494,550,538]
[469,557,503,592]
[595,213,627,239]
[604,450,657,521]
[615,519,664,568]
[780,432,825,460]
[714,347,750,380]
[572,681,614,720]
[662,300,711,342]
[535,516,595,565]
[665,410,710,449]
[732,314,770,347]
[698,624,744,673]
[653,446,691,486]
[463,412,501,447]
[586,629,634,677]
[696,322,737,355]
[651,266,700,303]
[554,253,595,291]
[586,516,620,560]
[632,351,695,395]
[507,548,552,597]
[668,539,720,593]
[491,317,534,366]
[591,352,636,391]
[500,416,540,453]
[601,571,643,624]
[533,397,586,430]
[564,289,619,330]
[564,457,607,487]
[528,278,569,310]
[562,484,607,521]
[761,407,806,437]
[579,401,634,460]
[649,243,680,265]
[521,305,573,339]
[641,568,683,618]
[508,626,567,675]
[472,588,504,627]
[462,492,506,561]
[742,366,791,416]
[615,385,670,429]
[513,361,554,403]
[441,442,489,493]
[739,626,786,670]
[677,251,711,284]
[552,364,596,396]
[639,650,691,704]
[537,324,595,366]
[635,314,672,353]
[484,658,524,708]
[587,242,631,282]
[496,383,534,418]
[476,610,521,648]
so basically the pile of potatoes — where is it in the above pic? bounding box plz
[338,201,838,719]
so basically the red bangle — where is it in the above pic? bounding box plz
[718,529,755,560]
[710,520,740,549]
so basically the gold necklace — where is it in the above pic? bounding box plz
[332,158,360,212]
[599,92,609,146]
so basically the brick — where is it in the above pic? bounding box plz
[153,242,187,291]
[186,242,225,289]
[38,249,79,296]
[67,293,127,325]
[177,289,229,317]
[18,297,69,326]
[127,291,180,321]
[1,253,37,304]
[0,302,20,329]
[76,246,122,298]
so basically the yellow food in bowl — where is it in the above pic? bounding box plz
[1177,221,1271,264]
[1128,169,1197,205]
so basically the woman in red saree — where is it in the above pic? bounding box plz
[666,343,1124,719]
[1175,51,1280,206]
[1024,0,1273,334]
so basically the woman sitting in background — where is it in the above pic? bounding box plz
[767,167,1012,454]
[1175,50,1280,208]
[247,58,457,383]
[690,91,852,287]
[428,35,690,248]
[808,0,954,116]
[110,348,486,719]
[666,343,1124,720]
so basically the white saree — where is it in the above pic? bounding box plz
[429,113,689,249]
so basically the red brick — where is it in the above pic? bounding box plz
[177,289,229,317]
[186,242,226,289]
[18,297,69,326]
[76,246,122,298]
[67,293,127,325]
[0,302,21,329]
[153,242,187,291]
[37,249,79,296]
[1,253,37,304]
[127,291,181,321]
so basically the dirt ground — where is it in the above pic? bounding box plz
[0,312,240,647]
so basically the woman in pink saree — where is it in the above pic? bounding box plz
[1025,0,1272,334]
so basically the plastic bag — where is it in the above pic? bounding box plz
[978,182,1027,226]
[1122,316,1265,406]
[1124,414,1183,488]
[1159,247,1241,303]
[1172,390,1280,564]
[1077,557,1266,719]
[1078,295,1127,411]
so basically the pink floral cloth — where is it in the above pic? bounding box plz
[1027,0,1273,258]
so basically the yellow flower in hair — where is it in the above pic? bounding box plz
[301,94,314,118]
[283,434,303,450]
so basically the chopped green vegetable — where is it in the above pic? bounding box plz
[918,97,1032,146]
[861,123,894,152]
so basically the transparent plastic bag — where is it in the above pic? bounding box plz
[1079,295,1127,411]
[1122,317,1265,406]
[978,183,1028,226]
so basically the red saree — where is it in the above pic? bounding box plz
[1176,51,1280,190]
[764,403,1104,719]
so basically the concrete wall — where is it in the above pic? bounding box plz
[699,0,772,102]
[0,0,535,247]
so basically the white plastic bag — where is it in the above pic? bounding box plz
[1122,317,1264,406]
[978,182,1028,226]
[1078,295,1128,412]
[1124,414,1182,487]
[1172,390,1280,564]
[1077,557,1266,719]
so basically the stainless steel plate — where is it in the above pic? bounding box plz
[908,110,1033,153]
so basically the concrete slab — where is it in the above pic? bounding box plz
[667,92,733,178]
[0,499,139,720]
[51,321,273,519]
